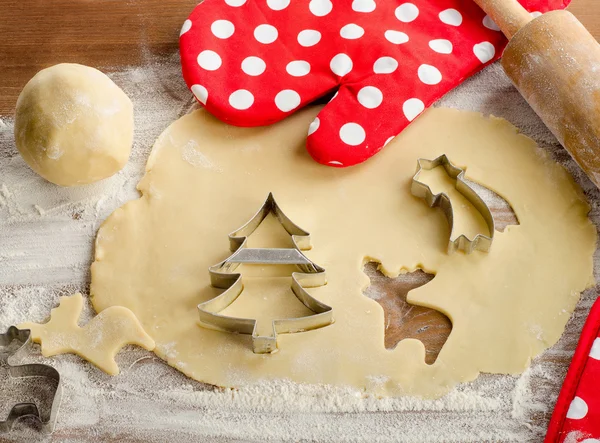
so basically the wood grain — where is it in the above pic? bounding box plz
[0,1,599,440]
[0,0,599,115]
[363,182,520,365]
[0,0,197,114]
[363,266,445,365]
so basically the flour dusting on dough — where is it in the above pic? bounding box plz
[181,140,222,171]
[1,56,599,441]
[91,104,595,401]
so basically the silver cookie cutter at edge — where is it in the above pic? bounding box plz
[411,155,495,254]
[0,326,62,434]
[199,193,333,354]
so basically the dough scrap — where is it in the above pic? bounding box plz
[91,107,596,397]
[20,293,155,375]
[14,63,133,187]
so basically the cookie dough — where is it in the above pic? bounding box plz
[14,63,133,186]
[20,293,155,375]
[91,107,596,397]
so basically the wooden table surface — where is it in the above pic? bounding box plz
[0,0,596,364]
[0,1,599,441]
[0,0,599,115]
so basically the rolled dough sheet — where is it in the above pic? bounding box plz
[91,107,596,398]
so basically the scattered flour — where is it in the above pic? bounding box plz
[181,139,223,171]
[0,57,598,442]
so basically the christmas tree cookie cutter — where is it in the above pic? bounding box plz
[199,193,333,354]
[0,326,62,433]
[411,155,495,254]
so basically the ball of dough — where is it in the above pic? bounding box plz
[14,63,134,187]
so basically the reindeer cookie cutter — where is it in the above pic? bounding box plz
[0,326,62,433]
[411,155,495,254]
[199,193,333,354]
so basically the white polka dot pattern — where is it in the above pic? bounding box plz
[483,15,501,31]
[590,338,600,360]
[395,3,419,22]
[180,19,192,37]
[309,0,332,17]
[211,20,235,39]
[340,24,364,40]
[181,0,568,167]
[429,39,453,54]
[330,54,353,77]
[340,123,366,146]
[403,98,425,121]
[286,61,311,77]
[357,86,383,109]
[418,64,442,85]
[254,24,278,44]
[275,90,301,112]
[191,84,208,104]
[439,9,462,26]
[566,397,588,420]
[308,117,320,135]
[241,56,266,76]
[297,29,321,47]
[352,0,376,13]
[373,57,398,74]
[197,50,222,71]
[267,0,290,10]
[385,30,409,44]
[473,42,496,63]
[229,90,254,110]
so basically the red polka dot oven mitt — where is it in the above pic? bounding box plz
[546,297,600,443]
[180,0,570,167]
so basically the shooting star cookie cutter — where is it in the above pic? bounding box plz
[199,193,332,354]
[411,155,495,254]
[0,326,62,433]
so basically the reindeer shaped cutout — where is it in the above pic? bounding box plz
[364,156,518,363]
[20,294,155,375]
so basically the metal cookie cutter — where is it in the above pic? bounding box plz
[411,155,495,254]
[0,326,62,433]
[199,193,333,354]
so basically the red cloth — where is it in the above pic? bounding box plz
[179,0,570,167]
[546,297,600,443]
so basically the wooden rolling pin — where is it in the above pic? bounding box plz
[474,0,600,188]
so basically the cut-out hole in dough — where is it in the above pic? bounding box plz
[463,178,519,232]
[91,107,597,396]
[416,165,519,236]
[362,262,451,365]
